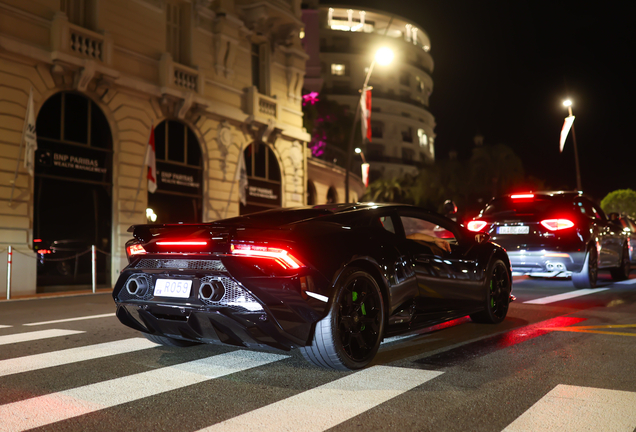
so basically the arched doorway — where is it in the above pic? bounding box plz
[307,179,317,206]
[147,120,203,223]
[326,186,338,204]
[240,142,282,214]
[33,92,113,291]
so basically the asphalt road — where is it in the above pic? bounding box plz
[1,272,635,432]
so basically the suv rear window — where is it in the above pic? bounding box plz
[482,197,569,216]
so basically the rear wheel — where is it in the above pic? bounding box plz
[470,259,511,324]
[300,268,385,370]
[572,246,598,289]
[143,333,200,347]
[610,242,630,281]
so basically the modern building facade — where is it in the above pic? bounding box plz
[302,2,436,183]
[0,0,311,297]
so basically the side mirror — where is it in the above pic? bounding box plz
[475,233,490,243]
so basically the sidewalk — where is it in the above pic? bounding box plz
[0,287,113,302]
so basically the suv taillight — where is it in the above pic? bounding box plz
[540,219,575,231]
[467,220,488,232]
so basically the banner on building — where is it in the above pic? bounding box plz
[235,150,248,205]
[145,125,157,193]
[23,87,38,176]
[360,87,372,142]
[361,163,370,187]
[560,116,575,153]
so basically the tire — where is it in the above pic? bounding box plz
[610,242,631,281]
[572,246,598,289]
[143,332,200,347]
[470,259,511,324]
[300,268,385,370]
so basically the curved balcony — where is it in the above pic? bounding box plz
[322,86,431,113]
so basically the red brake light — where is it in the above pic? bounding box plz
[127,244,147,256]
[231,244,305,269]
[467,220,488,232]
[156,241,208,246]
[541,219,575,231]
[37,249,51,255]
[511,194,534,199]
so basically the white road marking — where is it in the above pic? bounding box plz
[504,384,636,431]
[0,338,157,377]
[523,288,609,304]
[0,350,288,432]
[0,325,12,329]
[23,313,116,326]
[199,365,443,432]
[0,329,85,346]
[613,278,636,285]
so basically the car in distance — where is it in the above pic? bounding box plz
[608,213,636,263]
[113,203,514,370]
[467,192,630,288]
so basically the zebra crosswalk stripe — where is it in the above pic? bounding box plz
[199,365,443,432]
[0,337,157,377]
[503,384,636,431]
[0,329,84,346]
[0,350,289,432]
[23,313,116,326]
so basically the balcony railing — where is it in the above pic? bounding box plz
[246,86,278,121]
[159,53,203,94]
[51,12,112,65]
[323,87,430,112]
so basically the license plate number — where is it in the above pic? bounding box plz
[498,226,529,234]
[154,279,192,298]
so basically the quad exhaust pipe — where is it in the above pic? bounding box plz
[126,276,149,297]
[546,262,566,271]
[199,280,225,302]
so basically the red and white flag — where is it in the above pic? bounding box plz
[360,87,372,142]
[23,87,37,176]
[145,125,157,193]
[559,115,575,153]
[361,163,370,187]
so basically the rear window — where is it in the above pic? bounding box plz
[220,208,333,227]
[482,197,569,216]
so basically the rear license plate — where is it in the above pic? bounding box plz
[154,279,192,298]
[497,226,529,234]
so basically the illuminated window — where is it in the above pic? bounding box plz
[331,64,346,76]
[418,129,428,147]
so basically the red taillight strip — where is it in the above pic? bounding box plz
[511,193,534,199]
[156,241,208,246]
[467,220,488,232]
[540,219,574,231]
[231,244,304,269]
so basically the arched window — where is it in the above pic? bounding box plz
[327,186,338,204]
[147,119,203,223]
[240,142,282,214]
[34,91,113,290]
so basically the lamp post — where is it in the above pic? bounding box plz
[345,47,394,202]
[563,99,582,191]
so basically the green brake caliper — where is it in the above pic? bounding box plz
[352,291,367,331]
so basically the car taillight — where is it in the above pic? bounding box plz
[467,220,488,232]
[37,249,51,255]
[231,244,305,269]
[127,244,146,256]
[540,219,575,231]
[156,241,208,246]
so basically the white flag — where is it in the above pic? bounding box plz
[23,87,38,176]
[235,150,248,206]
[559,115,575,153]
[145,126,157,193]
[361,163,370,187]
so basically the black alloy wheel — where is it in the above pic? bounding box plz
[610,242,631,281]
[572,246,598,289]
[470,259,511,324]
[300,268,385,370]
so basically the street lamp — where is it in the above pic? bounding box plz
[345,47,394,202]
[562,99,582,191]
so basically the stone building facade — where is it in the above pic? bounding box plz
[0,0,310,297]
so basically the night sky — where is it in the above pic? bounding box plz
[339,0,636,201]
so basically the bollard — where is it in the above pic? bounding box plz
[6,245,12,300]
[91,245,96,294]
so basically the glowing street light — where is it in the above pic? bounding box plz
[561,98,582,191]
[345,47,394,202]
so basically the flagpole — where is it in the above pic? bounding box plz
[9,87,33,207]
[563,100,582,191]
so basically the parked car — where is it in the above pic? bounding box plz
[467,191,630,288]
[607,214,636,263]
[113,203,514,370]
